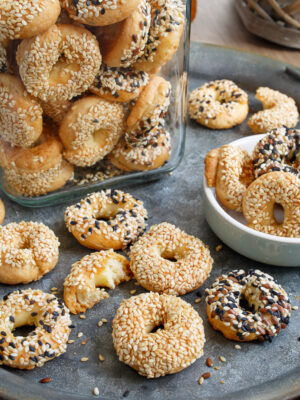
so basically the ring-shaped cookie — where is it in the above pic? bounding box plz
[129,222,213,295]
[113,292,205,378]
[242,171,300,238]
[0,221,60,284]
[59,95,125,167]
[17,24,102,102]
[205,269,291,342]
[65,190,148,250]
[0,289,71,369]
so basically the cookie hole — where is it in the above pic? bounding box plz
[150,324,164,333]
[239,296,255,313]
[13,325,35,337]
[273,203,284,224]
[161,250,177,263]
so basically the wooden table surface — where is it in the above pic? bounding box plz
[191,0,300,68]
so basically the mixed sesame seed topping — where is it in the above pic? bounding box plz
[0,289,71,369]
[205,269,291,342]
[252,127,299,179]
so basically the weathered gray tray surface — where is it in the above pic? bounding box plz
[0,43,300,400]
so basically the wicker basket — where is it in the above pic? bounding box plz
[236,0,300,49]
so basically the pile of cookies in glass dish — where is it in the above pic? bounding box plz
[189,79,300,238]
[0,0,185,197]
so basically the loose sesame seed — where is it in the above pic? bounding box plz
[80,357,89,362]
[93,387,100,396]
[98,354,105,362]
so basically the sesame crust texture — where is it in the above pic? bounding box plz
[16,24,102,102]
[40,98,73,124]
[0,222,59,285]
[188,80,249,129]
[129,222,213,295]
[134,0,184,73]
[109,126,171,171]
[215,145,255,212]
[205,269,291,342]
[0,200,4,224]
[248,87,299,134]
[0,74,43,148]
[113,292,205,378]
[0,289,71,369]
[59,95,125,167]
[126,76,171,137]
[242,171,300,238]
[90,64,149,103]
[98,0,151,68]
[61,0,143,26]
[0,0,61,41]
[64,250,131,314]
[252,127,299,179]
[64,190,148,250]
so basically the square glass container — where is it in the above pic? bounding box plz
[0,0,191,207]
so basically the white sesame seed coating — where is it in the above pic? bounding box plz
[64,189,148,250]
[64,249,131,314]
[0,73,43,148]
[205,269,291,342]
[0,0,61,41]
[215,145,254,212]
[0,288,71,369]
[0,221,60,284]
[248,87,299,134]
[59,95,125,167]
[242,171,300,238]
[188,80,249,129]
[252,127,299,179]
[112,292,205,378]
[129,222,213,295]
[17,24,102,102]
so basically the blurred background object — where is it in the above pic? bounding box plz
[191,0,300,67]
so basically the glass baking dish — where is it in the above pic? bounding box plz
[0,0,191,208]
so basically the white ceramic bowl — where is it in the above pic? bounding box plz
[202,134,300,267]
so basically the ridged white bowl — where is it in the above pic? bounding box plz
[202,134,300,267]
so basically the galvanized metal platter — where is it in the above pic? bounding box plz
[0,43,299,400]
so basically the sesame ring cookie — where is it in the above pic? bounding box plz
[16,24,101,102]
[130,222,213,295]
[248,87,299,134]
[126,76,171,136]
[59,95,125,167]
[41,98,73,124]
[0,74,43,148]
[0,289,71,370]
[113,292,205,378]
[242,171,300,238]
[205,145,255,212]
[0,124,74,197]
[134,0,185,73]
[205,269,291,342]
[252,127,299,179]
[64,250,131,314]
[0,221,59,285]
[97,0,151,68]
[109,127,171,171]
[61,0,142,26]
[65,190,148,250]
[0,200,4,225]
[90,64,149,103]
[0,0,61,41]
[188,80,249,129]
